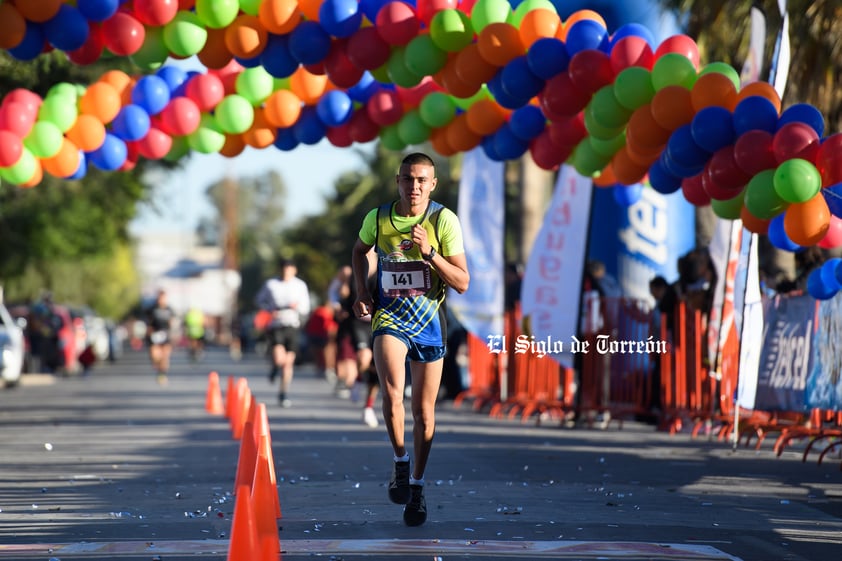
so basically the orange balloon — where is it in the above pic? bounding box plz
[740,205,771,235]
[99,70,134,102]
[225,14,268,60]
[445,114,482,152]
[454,43,498,88]
[593,162,617,187]
[518,9,561,47]
[650,85,694,131]
[737,80,782,114]
[0,4,26,50]
[439,60,482,99]
[477,22,525,67]
[298,0,322,22]
[65,114,106,152]
[784,194,831,246]
[626,103,671,149]
[290,67,328,105]
[259,0,302,34]
[198,27,234,70]
[465,99,509,136]
[264,89,302,128]
[625,137,662,167]
[558,9,606,41]
[15,0,61,23]
[220,133,246,158]
[430,126,456,157]
[79,82,122,124]
[691,72,737,112]
[42,138,81,179]
[242,107,277,148]
[611,147,649,185]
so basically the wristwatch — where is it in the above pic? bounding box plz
[422,247,437,261]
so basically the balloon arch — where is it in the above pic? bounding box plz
[2,0,842,261]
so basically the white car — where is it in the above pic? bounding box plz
[0,301,25,387]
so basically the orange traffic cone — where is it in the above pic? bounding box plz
[233,420,258,494]
[227,484,257,561]
[205,372,225,415]
[254,405,282,519]
[252,438,281,556]
[224,375,236,420]
[230,378,251,440]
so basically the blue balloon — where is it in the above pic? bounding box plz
[659,151,701,179]
[293,108,326,145]
[778,103,825,137]
[610,23,656,48]
[261,34,298,78]
[564,20,610,56]
[820,258,842,291]
[501,56,545,102]
[131,75,171,116]
[67,151,87,180]
[822,182,842,218]
[732,96,779,135]
[358,0,391,22]
[648,159,682,194]
[112,104,151,142]
[509,105,545,141]
[767,214,802,252]
[666,125,710,176]
[8,22,45,61]
[807,267,837,300]
[319,0,363,38]
[613,183,643,206]
[481,134,503,161]
[348,72,379,103]
[88,133,127,171]
[526,38,569,80]
[173,70,201,97]
[486,70,528,110]
[289,21,332,65]
[234,54,263,68]
[317,90,353,127]
[77,0,119,22]
[274,127,299,151]
[493,125,529,160]
[156,66,189,95]
[690,106,735,153]
[43,5,89,52]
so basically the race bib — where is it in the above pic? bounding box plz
[150,331,168,344]
[380,260,431,298]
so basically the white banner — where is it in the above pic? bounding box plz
[736,232,763,409]
[521,164,593,368]
[448,148,504,342]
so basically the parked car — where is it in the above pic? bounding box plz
[0,301,25,386]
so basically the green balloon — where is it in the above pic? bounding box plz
[163,11,208,58]
[651,53,698,91]
[584,103,624,140]
[370,62,391,84]
[452,85,491,110]
[195,0,239,29]
[470,0,511,34]
[613,67,655,111]
[238,0,261,16]
[589,86,633,130]
[3,148,37,185]
[405,34,448,77]
[236,67,274,105]
[430,9,474,52]
[744,169,788,219]
[508,0,556,27]
[397,110,431,146]
[773,158,822,203]
[24,121,63,159]
[188,114,226,154]
[571,139,610,177]
[215,94,254,134]
[380,124,407,152]
[699,61,741,89]
[38,94,77,133]
[164,135,190,162]
[130,25,169,71]
[48,82,78,101]
[588,132,626,159]
[419,92,457,128]
[711,188,746,219]
[387,47,423,88]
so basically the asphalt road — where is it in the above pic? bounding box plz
[0,346,840,560]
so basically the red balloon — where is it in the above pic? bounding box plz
[185,73,225,112]
[818,215,842,249]
[529,130,568,170]
[0,101,37,138]
[304,61,326,75]
[366,89,404,126]
[540,72,589,118]
[568,49,614,95]
[654,34,700,69]
[681,172,711,206]
[416,0,457,27]
[67,23,105,65]
[375,1,421,46]
[548,113,586,146]
[609,36,654,73]
[706,146,751,195]
[815,133,842,186]
[348,108,380,143]
[159,97,201,135]
[346,26,391,70]
[326,122,353,147]
[324,39,364,89]
[102,11,146,56]
[397,77,440,107]
[2,89,42,116]
[734,130,777,176]
[0,130,23,167]
[772,122,819,164]
[133,0,179,26]
[136,126,173,159]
